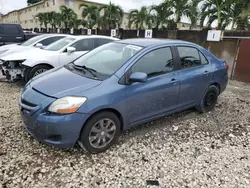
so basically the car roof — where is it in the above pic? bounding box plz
[73,35,119,40]
[115,38,195,47]
[41,34,70,37]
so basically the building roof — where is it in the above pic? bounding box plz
[116,38,194,47]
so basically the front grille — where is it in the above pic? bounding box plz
[21,99,37,108]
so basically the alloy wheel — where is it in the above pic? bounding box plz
[88,118,116,149]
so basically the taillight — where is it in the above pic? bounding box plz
[222,61,229,72]
[225,62,229,71]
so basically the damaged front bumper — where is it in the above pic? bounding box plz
[0,60,27,81]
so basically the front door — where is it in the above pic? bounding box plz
[175,46,212,109]
[126,46,180,125]
[59,38,95,66]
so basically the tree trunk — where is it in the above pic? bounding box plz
[231,20,235,30]
[217,7,221,29]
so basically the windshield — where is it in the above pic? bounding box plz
[21,35,48,46]
[73,42,143,77]
[44,37,76,51]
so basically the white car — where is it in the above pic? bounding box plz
[0,35,119,81]
[0,34,69,58]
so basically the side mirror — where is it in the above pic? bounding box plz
[35,43,44,49]
[129,72,147,83]
[67,47,76,54]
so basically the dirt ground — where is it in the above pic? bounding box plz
[0,80,250,188]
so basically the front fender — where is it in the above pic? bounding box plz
[22,59,55,68]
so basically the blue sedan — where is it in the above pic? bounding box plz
[19,39,229,153]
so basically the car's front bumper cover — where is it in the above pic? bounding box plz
[19,86,89,148]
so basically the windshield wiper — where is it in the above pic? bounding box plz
[82,65,98,78]
[72,63,98,79]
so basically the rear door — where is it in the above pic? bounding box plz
[175,45,212,109]
[59,38,95,66]
[0,24,24,43]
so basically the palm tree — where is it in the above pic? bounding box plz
[99,1,124,29]
[35,12,46,27]
[200,0,227,29]
[164,0,189,23]
[128,6,150,29]
[200,0,250,30]
[229,0,250,30]
[69,18,87,29]
[79,3,99,29]
[150,2,174,29]
[54,12,62,29]
[47,11,57,30]
[186,0,200,29]
[59,5,77,29]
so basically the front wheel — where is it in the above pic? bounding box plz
[197,85,219,113]
[25,65,52,81]
[78,111,121,154]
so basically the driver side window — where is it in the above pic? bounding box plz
[177,46,208,69]
[131,47,174,78]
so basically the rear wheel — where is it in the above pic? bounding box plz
[78,111,121,154]
[26,65,52,81]
[197,85,219,113]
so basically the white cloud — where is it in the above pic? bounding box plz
[0,0,26,14]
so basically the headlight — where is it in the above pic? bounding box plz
[48,96,87,114]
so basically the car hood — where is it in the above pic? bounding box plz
[30,67,102,98]
[0,44,19,51]
[0,46,36,58]
[1,48,58,61]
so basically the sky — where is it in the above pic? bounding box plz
[0,0,163,14]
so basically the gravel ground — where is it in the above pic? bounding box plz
[0,80,250,188]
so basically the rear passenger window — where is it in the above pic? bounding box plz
[177,47,208,69]
[39,36,64,46]
[95,38,112,47]
[3,25,20,34]
[199,52,209,65]
[132,47,174,78]
[71,39,95,51]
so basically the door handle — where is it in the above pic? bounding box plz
[204,71,210,75]
[16,37,22,39]
[170,78,178,85]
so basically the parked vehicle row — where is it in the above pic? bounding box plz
[0,23,38,46]
[0,34,118,81]
[17,38,229,153]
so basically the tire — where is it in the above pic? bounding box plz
[27,65,52,81]
[79,111,121,154]
[197,85,219,113]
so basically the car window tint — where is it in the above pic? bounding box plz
[95,38,113,47]
[3,25,20,34]
[177,47,203,69]
[71,39,95,51]
[199,51,209,65]
[132,47,174,78]
[39,36,64,46]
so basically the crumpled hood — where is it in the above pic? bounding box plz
[1,48,58,61]
[30,67,102,98]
